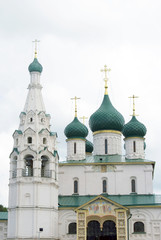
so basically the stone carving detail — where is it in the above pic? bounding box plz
[116,210,127,240]
[77,211,86,240]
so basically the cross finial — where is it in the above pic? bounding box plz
[129,95,139,116]
[32,39,40,58]
[71,96,80,117]
[101,65,111,95]
[80,116,88,124]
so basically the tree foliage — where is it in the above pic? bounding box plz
[0,204,7,212]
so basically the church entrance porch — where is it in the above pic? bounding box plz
[87,220,116,240]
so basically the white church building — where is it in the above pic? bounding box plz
[0,50,161,240]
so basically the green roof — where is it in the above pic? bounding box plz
[64,117,88,139]
[0,212,8,220]
[59,154,155,165]
[89,95,125,132]
[122,116,147,138]
[58,194,161,209]
[28,58,43,73]
[86,140,93,153]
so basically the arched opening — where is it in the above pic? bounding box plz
[68,222,77,234]
[73,179,78,194]
[87,220,116,240]
[27,137,32,144]
[102,220,116,240]
[74,142,76,154]
[105,139,108,154]
[12,156,17,178]
[131,179,136,193]
[87,221,101,240]
[102,179,107,193]
[23,155,34,177]
[43,137,47,144]
[134,221,145,233]
[133,141,136,152]
[41,155,50,177]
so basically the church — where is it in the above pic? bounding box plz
[0,49,161,240]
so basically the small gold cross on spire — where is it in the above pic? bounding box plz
[80,116,88,124]
[32,39,40,58]
[71,96,80,117]
[129,95,139,116]
[101,65,111,95]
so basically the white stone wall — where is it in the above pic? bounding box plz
[93,132,122,155]
[58,210,77,240]
[124,137,145,159]
[59,163,153,195]
[67,139,86,160]
[129,208,161,240]
[0,221,7,240]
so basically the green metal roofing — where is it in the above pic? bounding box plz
[64,117,88,139]
[59,154,155,165]
[86,140,93,153]
[28,58,43,73]
[50,131,57,137]
[13,130,22,135]
[0,212,8,220]
[58,194,161,209]
[122,116,147,138]
[89,95,125,132]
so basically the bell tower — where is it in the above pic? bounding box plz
[7,44,58,240]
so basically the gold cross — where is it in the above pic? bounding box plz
[101,65,111,95]
[129,95,139,116]
[80,116,88,124]
[71,96,80,117]
[32,39,40,58]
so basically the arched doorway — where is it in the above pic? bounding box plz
[87,220,116,240]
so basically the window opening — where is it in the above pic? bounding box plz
[30,117,33,122]
[74,142,76,154]
[133,141,136,152]
[68,223,77,234]
[131,179,136,193]
[74,180,78,194]
[105,139,108,154]
[102,179,107,193]
[43,138,47,144]
[134,221,144,233]
[24,155,34,177]
[28,137,32,144]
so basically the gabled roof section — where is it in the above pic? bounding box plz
[12,130,22,137]
[24,127,36,134]
[54,150,59,159]
[75,195,128,211]
[19,112,26,117]
[50,131,57,137]
[39,128,50,134]
[38,111,46,115]
[21,146,37,155]
[9,148,19,157]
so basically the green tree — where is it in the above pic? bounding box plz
[0,205,7,212]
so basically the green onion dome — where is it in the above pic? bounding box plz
[86,140,93,153]
[28,58,43,73]
[122,116,147,138]
[89,95,125,132]
[64,117,88,139]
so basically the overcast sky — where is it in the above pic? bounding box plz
[1,0,161,206]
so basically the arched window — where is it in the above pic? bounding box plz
[68,222,77,234]
[30,117,33,122]
[74,142,76,154]
[102,179,107,193]
[134,221,144,233]
[74,180,78,194]
[24,155,34,177]
[43,138,47,144]
[133,141,136,152]
[41,155,50,177]
[105,139,108,154]
[131,179,136,193]
[27,137,32,144]
[16,138,18,145]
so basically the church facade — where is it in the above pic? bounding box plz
[0,52,161,240]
